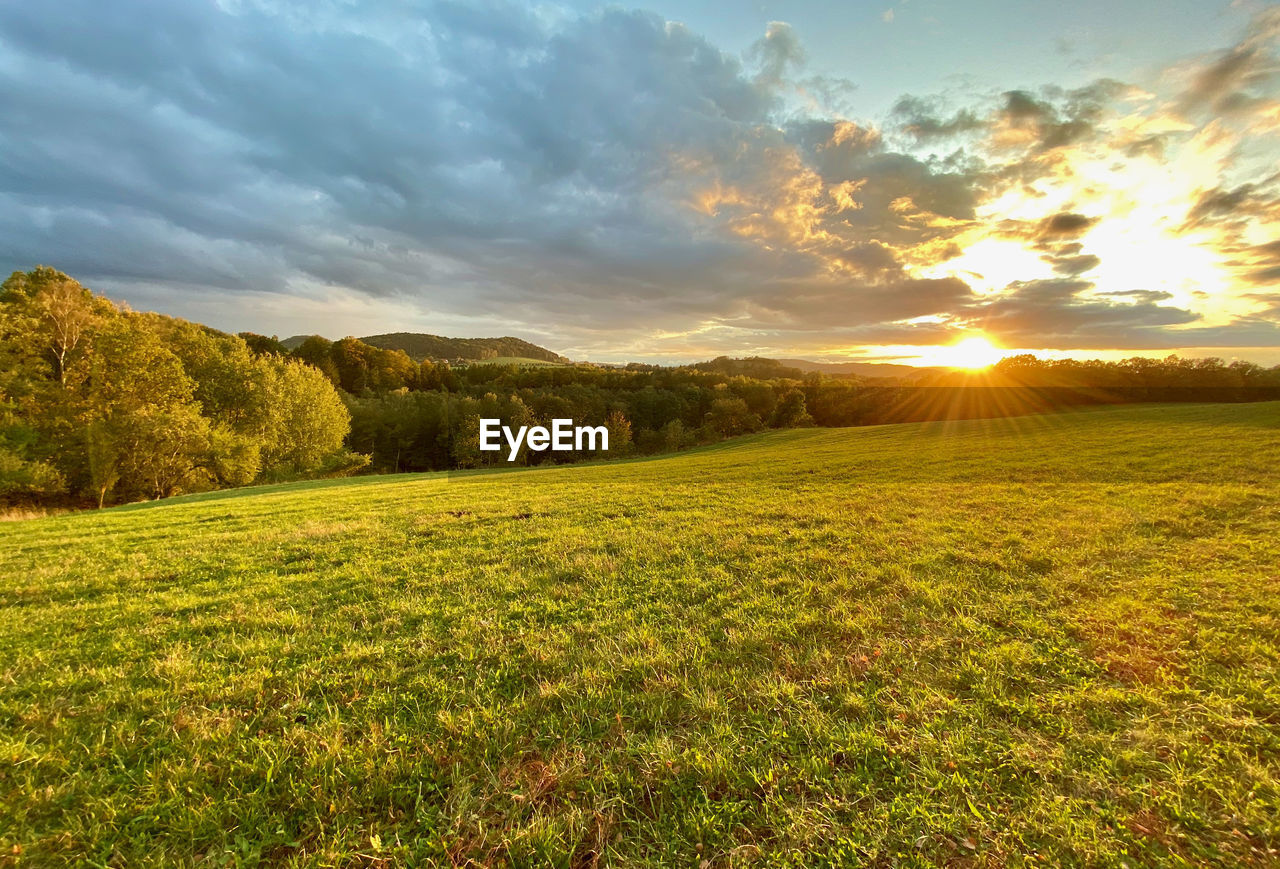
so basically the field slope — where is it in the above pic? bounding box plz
[2,403,1279,866]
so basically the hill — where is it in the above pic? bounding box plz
[685,355,809,379]
[465,355,565,367]
[3,403,1279,865]
[280,332,569,363]
[687,355,946,381]
[776,357,945,380]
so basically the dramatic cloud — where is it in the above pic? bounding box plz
[0,0,1277,361]
[962,278,1199,348]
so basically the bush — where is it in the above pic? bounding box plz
[0,447,66,503]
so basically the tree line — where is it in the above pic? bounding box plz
[308,347,1280,476]
[4,266,1278,505]
[336,353,1280,476]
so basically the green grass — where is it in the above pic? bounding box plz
[2,402,1279,867]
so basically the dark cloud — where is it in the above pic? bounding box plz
[963,279,1202,348]
[1010,212,1105,277]
[784,118,979,254]
[890,95,985,142]
[1046,254,1101,276]
[989,81,1128,151]
[744,276,975,330]
[1240,238,1280,287]
[1124,134,1170,160]
[1179,179,1280,289]
[886,83,1122,155]
[1001,90,1052,124]
[0,0,787,320]
[1185,183,1265,225]
[1248,288,1280,320]
[1037,212,1098,239]
[963,276,1280,350]
[839,242,902,276]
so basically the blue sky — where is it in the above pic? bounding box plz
[609,0,1250,116]
[2,0,1277,364]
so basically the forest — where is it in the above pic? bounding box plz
[4,266,1279,506]
[0,268,364,507]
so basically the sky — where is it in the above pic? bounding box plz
[2,0,1278,366]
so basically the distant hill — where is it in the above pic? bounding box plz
[279,332,568,363]
[688,355,942,381]
[278,335,315,351]
[466,356,565,367]
[686,356,809,379]
[777,358,944,380]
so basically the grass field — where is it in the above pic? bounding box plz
[2,403,1279,867]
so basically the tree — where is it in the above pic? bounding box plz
[0,301,65,504]
[260,359,353,472]
[238,332,287,356]
[450,395,497,469]
[206,423,262,488]
[0,446,65,504]
[326,337,417,394]
[604,409,633,457]
[82,320,213,504]
[450,393,536,467]
[501,395,539,464]
[35,278,96,387]
[1,267,99,388]
[660,419,688,452]
[731,378,778,421]
[368,347,417,393]
[331,337,372,393]
[149,315,270,432]
[772,389,813,428]
[89,405,214,502]
[0,267,368,504]
[291,336,340,387]
[707,397,763,437]
[85,418,122,508]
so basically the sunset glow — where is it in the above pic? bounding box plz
[0,1,1276,365]
[914,335,1006,370]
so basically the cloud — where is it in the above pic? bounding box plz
[891,96,985,142]
[742,276,975,331]
[0,1,1277,361]
[1235,241,1280,289]
[1177,7,1280,120]
[961,279,1201,348]
[747,21,806,92]
[1,3,779,317]
[1036,212,1099,239]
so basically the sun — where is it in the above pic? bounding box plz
[920,334,1005,369]
[951,335,1004,368]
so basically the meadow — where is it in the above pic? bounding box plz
[2,403,1278,867]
